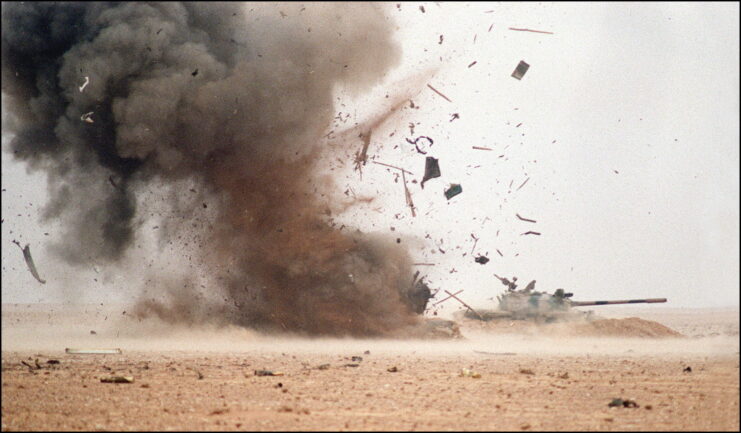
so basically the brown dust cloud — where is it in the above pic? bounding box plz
[1,3,426,336]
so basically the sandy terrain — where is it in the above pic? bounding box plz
[2,304,739,431]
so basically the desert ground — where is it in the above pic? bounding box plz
[2,304,739,431]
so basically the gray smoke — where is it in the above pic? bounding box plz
[2,2,423,336]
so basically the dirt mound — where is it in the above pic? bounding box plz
[458,315,684,338]
[571,317,684,338]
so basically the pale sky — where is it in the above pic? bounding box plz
[2,2,739,311]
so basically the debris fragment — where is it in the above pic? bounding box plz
[608,398,639,408]
[511,60,530,80]
[521,231,541,236]
[558,372,569,379]
[419,5,425,13]
[439,34,444,44]
[459,368,481,379]
[387,366,399,373]
[420,157,441,189]
[496,249,503,257]
[516,177,530,191]
[191,68,199,76]
[100,376,134,384]
[515,213,537,223]
[11,240,46,284]
[78,76,89,92]
[316,364,330,370]
[65,348,122,355]
[80,111,94,123]
[427,84,452,102]
[470,233,479,254]
[351,356,363,362]
[474,255,489,265]
[473,351,516,356]
[413,263,436,266]
[683,366,692,373]
[46,359,60,365]
[468,61,477,68]
[472,146,492,151]
[450,113,459,122]
[444,184,462,200]
[508,27,554,35]
[343,363,359,368]
[254,370,284,376]
[401,171,416,217]
[371,160,414,175]
[519,368,535,375]
[444,290,484,320]
[433,289,463,306]
[405,135,434,154]
[488,23,494,32]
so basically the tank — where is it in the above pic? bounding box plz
[464,277,667,322]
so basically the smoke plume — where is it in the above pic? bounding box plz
[2,2,423,336]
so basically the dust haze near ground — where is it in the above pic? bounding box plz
[1,2,431,336]
[2,304,739,431]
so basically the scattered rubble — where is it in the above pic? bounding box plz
[459,368,481,379]
[100,376,134,384]
[255,370,284,376]
[608,398,639,408]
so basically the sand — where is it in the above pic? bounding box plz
[2,303,739,431]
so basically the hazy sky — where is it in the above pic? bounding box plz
[2,2,739,310]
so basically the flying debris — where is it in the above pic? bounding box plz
[444,184,462,200]
[420,157,441,189]
[11,240,46,284]
[511,61,530,80]
[78,76,89,92]
[80,112,94,123]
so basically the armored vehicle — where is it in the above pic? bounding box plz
[464,276,666,322]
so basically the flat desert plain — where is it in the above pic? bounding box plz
[2,304,738,431]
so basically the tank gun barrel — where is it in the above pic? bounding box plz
[570,298,667,307]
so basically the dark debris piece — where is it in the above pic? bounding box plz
[521,231,541,236]
[254,370,282,376]
[683,366,692,373]
[474,255,490,265]
[191,68,199,76]
[608,398,639,408]
[511,60,530,80]
[420,156,441,189]
[444,184,462,200]
[406,136,434,154]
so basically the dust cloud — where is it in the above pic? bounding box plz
[1,3,425,336]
